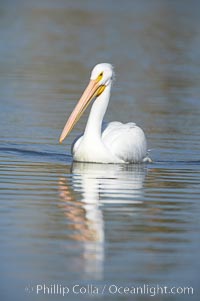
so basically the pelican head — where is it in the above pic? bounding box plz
[90,63,114,85]
[59,63,114,143]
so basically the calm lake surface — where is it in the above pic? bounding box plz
[1,0,200,300]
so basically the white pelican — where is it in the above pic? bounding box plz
[59,63,149,164]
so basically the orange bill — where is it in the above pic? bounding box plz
[59,79,105,143]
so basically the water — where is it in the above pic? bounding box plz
[1,0,200,300]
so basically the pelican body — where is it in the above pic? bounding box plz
[59,63,148,164]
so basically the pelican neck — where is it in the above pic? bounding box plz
[83,83,111,142]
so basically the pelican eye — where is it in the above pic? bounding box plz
[97,72,103,81]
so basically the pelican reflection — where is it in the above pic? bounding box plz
[58,163,147,279]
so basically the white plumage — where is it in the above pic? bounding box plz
[59,63,149,164]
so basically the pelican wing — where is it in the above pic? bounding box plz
[102,122,147,163]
